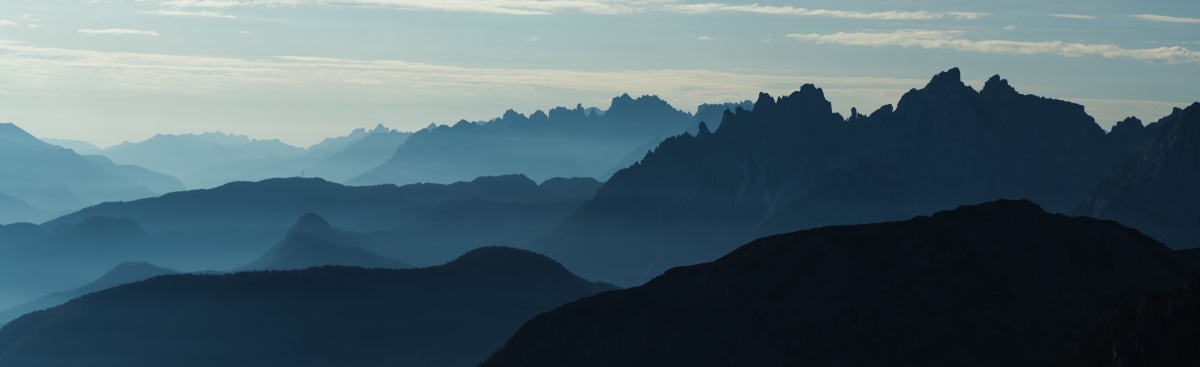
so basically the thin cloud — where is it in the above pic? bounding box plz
[157,0,984,19]
[0,20,16,27]
[1132,14,1200,24]
[787,29,1200,64]
[697,36,714,41]
[662,3,983,20]
[1050,14,1098,20]
[526,36,539,42]
[159,0,648,15]
[140,9,237,18]
[78,29,161,36]
[0,39,925,110]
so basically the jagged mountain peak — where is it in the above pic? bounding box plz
[926,67,965,89]
[981,74,1019,97]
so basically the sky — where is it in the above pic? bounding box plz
[0,0,1197,147]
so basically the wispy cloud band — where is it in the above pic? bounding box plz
[78,29,161,36]
[662,3,983,20]
[1132,14,1200,24]
[787,29,1200,64]
[154,0,982,19]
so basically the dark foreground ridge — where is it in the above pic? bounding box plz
[1065,274,1200,367]
[0,247,614,367]
[484,200,1197,367]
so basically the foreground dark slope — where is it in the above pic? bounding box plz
[1065,274,1200,367]
[0,247,614,367]
[1076,102,1200,248]
[484,200,1196,367]
[544,68,1151,285]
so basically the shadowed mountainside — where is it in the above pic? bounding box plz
[483,200,1197,367]
[541,68,1161,285]
[0,247,614,367]
[1076,102,1200,249]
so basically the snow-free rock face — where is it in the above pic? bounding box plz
[543,68,1147,286]
[484,200,1197,367]
[1076,102,1200,249]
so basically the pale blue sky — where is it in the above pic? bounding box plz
[0,0,1197,147]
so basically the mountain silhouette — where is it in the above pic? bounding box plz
[237,213,409,271]
[349,94,695,185]
[0,247,614,367]
[482,200,1196,367]
[541,68,1154,285]
[1075,102,1200,248]
[0,123,184,220]
[0,261,177,325]
[1064,274,1200,367]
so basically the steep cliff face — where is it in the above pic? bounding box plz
[1076,102,1200,249]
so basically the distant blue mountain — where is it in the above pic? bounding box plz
[0,123,184,220]
[350,94,699,185]
[92,126,411,189]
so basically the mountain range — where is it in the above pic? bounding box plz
[0,247,614,367]
[350,94,704,186]
[482,200,1198,367]
[540,68,1162,285]
[93,125,412,189]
